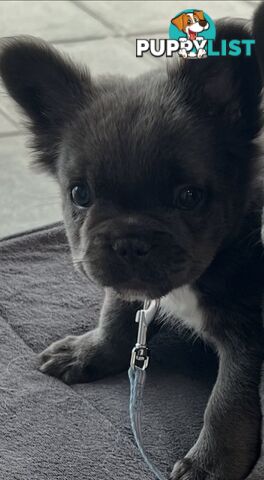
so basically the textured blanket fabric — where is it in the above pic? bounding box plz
[0,224,263,480]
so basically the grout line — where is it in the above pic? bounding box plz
[72,0,119,33]
[48,30,168,47]
[0,130,24,139]
[51,34,107,45]
[0,106,19,129]
[72,1,168,38]
[126,30,168,38]
[0,130,19,137]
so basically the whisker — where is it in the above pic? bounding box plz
[72,258,97,286]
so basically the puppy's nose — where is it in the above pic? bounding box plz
[112,237,152,260]
[199,20,207,27]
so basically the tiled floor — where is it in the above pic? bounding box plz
[0,0,260,237]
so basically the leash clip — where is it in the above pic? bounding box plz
[130,345,149,371]
[130,299,159,371]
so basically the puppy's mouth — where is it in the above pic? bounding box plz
[77,224,203,300]
[80,255,191,301]
[112,278,173,301]
[82,261,176,299]
[188,30,197,41]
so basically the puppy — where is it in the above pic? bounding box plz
[0,5,264,480]
[171,10,209,58]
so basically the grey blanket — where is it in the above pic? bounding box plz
[0,224,263,479]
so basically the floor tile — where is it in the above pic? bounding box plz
[0,109,17,134]
[77,1,260,35]
[0,135,62,238]
[0,91,22,130]
[57,37,156,76]
[0,0,110,43]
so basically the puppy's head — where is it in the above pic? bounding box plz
[0,18,262,301]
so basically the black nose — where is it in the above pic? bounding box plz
[199,20,207,27]
[112,237,152,260]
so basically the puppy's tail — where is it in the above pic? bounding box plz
[253,1,264,81]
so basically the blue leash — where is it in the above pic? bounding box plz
[128,300,167,480]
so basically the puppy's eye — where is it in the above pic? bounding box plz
[174,186,204,210]
[187,18,192,24]
[71,183,91,208]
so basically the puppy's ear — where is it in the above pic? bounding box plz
[194,11,205,21]
[170,19,262,139]
[0,36,93,173]
[171,14,185,32]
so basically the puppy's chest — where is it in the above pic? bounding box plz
[160,286,206,335]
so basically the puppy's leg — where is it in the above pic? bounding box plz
[171,315,263,480]
[38,290,142,384]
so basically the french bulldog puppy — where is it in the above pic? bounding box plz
[1,4,264,479]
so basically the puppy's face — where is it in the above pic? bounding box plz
[0,25,261,300]
[59,93,232,300]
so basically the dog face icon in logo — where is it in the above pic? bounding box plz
[172,10,209,40]
[170,9,216,58]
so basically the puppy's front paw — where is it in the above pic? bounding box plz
[38,331,109,384]
[170,458,211,480]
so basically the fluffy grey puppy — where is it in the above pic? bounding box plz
[0,4,264,479]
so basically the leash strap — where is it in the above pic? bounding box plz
[128,300,167,480]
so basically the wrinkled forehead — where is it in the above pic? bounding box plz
[59,90,218,203]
